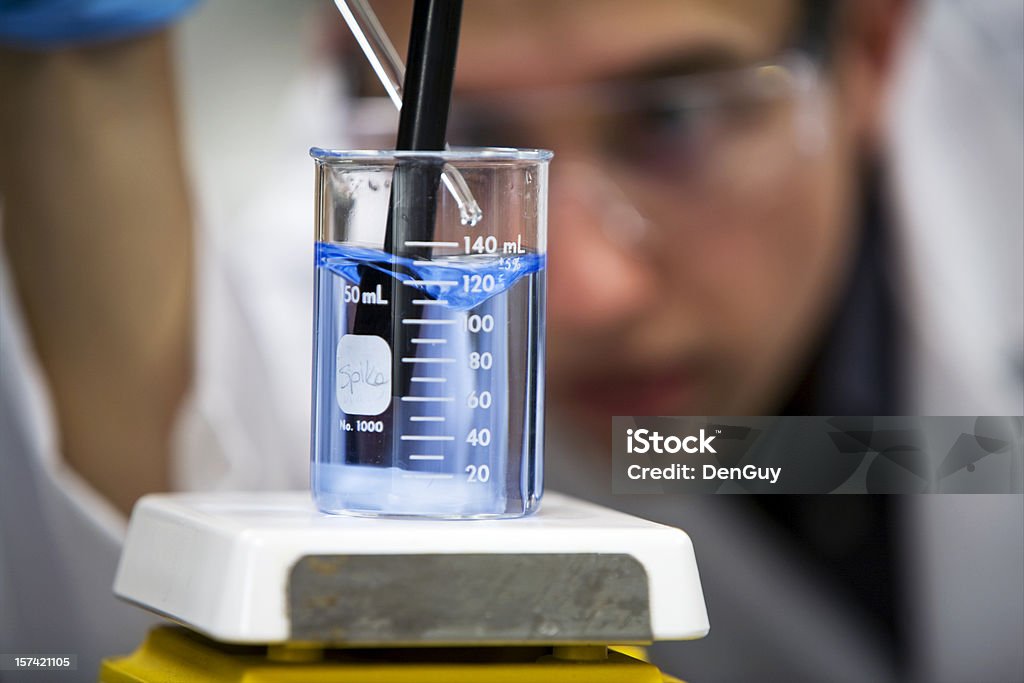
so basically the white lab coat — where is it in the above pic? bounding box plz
[1,2,1021,681]
[0,9,345,678]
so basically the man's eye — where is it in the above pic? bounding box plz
[606,107,703,170]
[647,106,701,137]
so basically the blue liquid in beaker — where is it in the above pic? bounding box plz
[311,242,545,518]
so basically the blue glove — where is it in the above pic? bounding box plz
[0,0,200,49]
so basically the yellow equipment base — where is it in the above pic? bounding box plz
[100,627,685,683]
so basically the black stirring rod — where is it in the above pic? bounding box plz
[347,0,463,467]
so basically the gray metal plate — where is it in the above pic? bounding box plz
[287,553,652,645]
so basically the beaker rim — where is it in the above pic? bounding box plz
[309,147,553,163]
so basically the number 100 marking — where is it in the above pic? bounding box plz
[465,314,494,333]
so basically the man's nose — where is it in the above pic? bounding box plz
[548,160,658,332]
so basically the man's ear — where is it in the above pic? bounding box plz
[833,0,914,151]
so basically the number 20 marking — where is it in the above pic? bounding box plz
[465,464,491,482]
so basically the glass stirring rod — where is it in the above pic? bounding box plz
[335,0,483,227]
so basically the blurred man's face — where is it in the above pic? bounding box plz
[381,0,865,428]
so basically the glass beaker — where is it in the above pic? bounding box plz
[310,148,551,518]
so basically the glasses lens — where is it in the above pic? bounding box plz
[352,56,825,219]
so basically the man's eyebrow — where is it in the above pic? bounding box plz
[609,45,754,83]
